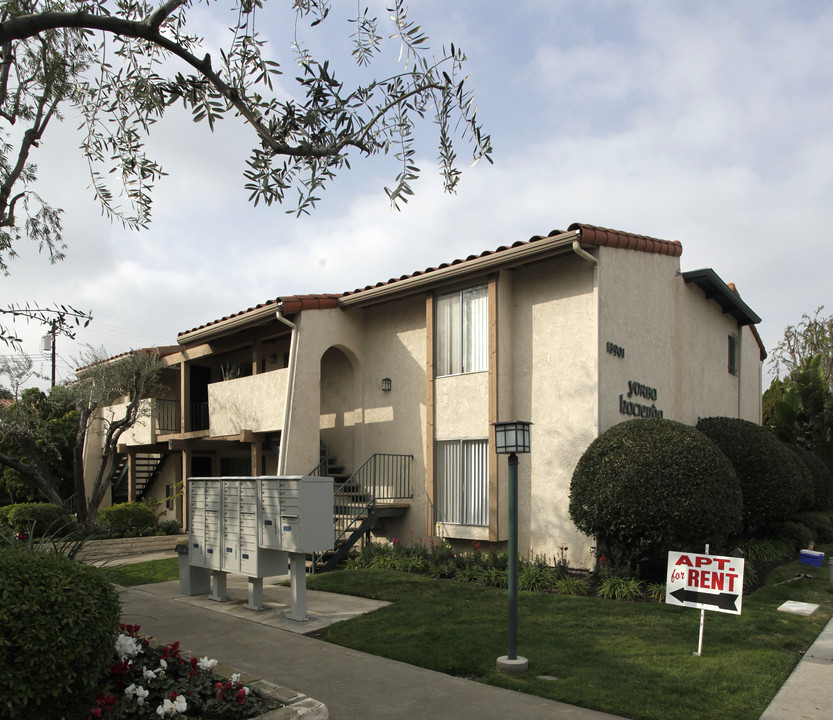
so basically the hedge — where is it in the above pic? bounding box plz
[0,550,120,719]
[569,418,743,568]
[696,417,805,531]
[2,502,71,536]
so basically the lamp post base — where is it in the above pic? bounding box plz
[496,655,529,674]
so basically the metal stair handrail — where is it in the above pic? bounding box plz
[331,452,413,548]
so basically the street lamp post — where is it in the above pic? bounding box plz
[493,420,531,674]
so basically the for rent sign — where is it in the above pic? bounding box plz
[665,551,745,615]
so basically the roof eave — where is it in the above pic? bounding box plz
[681,269,762,326]
[177,302,280,346]
[338,229,581,308]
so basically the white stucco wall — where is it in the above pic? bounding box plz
[597,246,764,429]
[208,368,288,437]
[597,247,681,433]
[359,296,428,540]
[506,253,598,568]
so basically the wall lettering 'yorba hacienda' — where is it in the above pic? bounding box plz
[619,380,663,418]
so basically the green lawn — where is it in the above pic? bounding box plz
[305,546,833,720]
[101,557,179,586]
[109,548,833,720]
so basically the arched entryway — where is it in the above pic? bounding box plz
[319,346,358,475]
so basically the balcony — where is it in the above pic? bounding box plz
[207,368,288,437]
[104,398,175,447]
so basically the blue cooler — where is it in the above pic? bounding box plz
[800,549,824,567]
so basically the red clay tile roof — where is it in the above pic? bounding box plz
[567,222,683,257]
[341,222,682,298]
[176,295,341,339]
[178,223,688,339]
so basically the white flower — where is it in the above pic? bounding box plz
[156,695,188,717]
[159,658,167,670]
[197,656,217,671]
[173,695,187,713]
[126,684,150,706]
[231,673,241,683]
[115,634,142,660]
[143,665,158,680]
[135,686,149,706]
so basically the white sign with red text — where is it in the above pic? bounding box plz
[665,551,745,615]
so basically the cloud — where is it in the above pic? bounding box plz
[4,1,833,390]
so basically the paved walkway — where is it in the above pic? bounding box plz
[115,552,833,720]
[120,575,626,720]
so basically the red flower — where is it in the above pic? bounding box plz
[472,541,481,551]
[92,709,102,718]
[392,537,400,545]
[600,556,607,563]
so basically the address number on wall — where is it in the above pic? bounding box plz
[606,342,625,358]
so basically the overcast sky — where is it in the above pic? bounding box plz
[2,0,832,388]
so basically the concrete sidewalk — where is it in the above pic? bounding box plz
[120,577,627,720]
[115,552,832,720]
[759,609,833,720]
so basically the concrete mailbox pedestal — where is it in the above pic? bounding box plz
[175,544,210,596]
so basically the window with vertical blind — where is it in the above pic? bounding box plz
[436,439,488,526]
[435,285,488,376]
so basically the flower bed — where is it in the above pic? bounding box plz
[72,624,279,719]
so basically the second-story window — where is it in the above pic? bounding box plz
[728,333,738,376]
[435,285,488,376]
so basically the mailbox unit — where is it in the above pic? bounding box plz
[188,475,333,576]
[259,476,334,553]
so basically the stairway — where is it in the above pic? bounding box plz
[311,452,413,573]
[111,453,169,505]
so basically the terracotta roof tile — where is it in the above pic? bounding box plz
[179,222,688,338]
[341,222,681,298]
[567,222,683,257]
[177,295,341,338]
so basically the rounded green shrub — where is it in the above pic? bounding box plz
[0,550,120,720]
[771,521,813,552]
[784,444,817,511]
[569,419,743,567]
[696,417,805,531]
[96,501,158,536]
[791,511,833,543]
[795,448,833,510]
[157,518,182,535]
[5,502,70,536]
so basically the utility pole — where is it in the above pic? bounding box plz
[50,320,56,388]
[41,321,57,388]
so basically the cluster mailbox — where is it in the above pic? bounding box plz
[186,476,333,619]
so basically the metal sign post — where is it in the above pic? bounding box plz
[695,544,708,656]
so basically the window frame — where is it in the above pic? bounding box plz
[435,438,489,526]
[434,285,488,378]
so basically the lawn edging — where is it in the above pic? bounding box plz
[202,657,329,720]
[77,534,187,562]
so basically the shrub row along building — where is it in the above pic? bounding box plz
[82,222,765,568]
